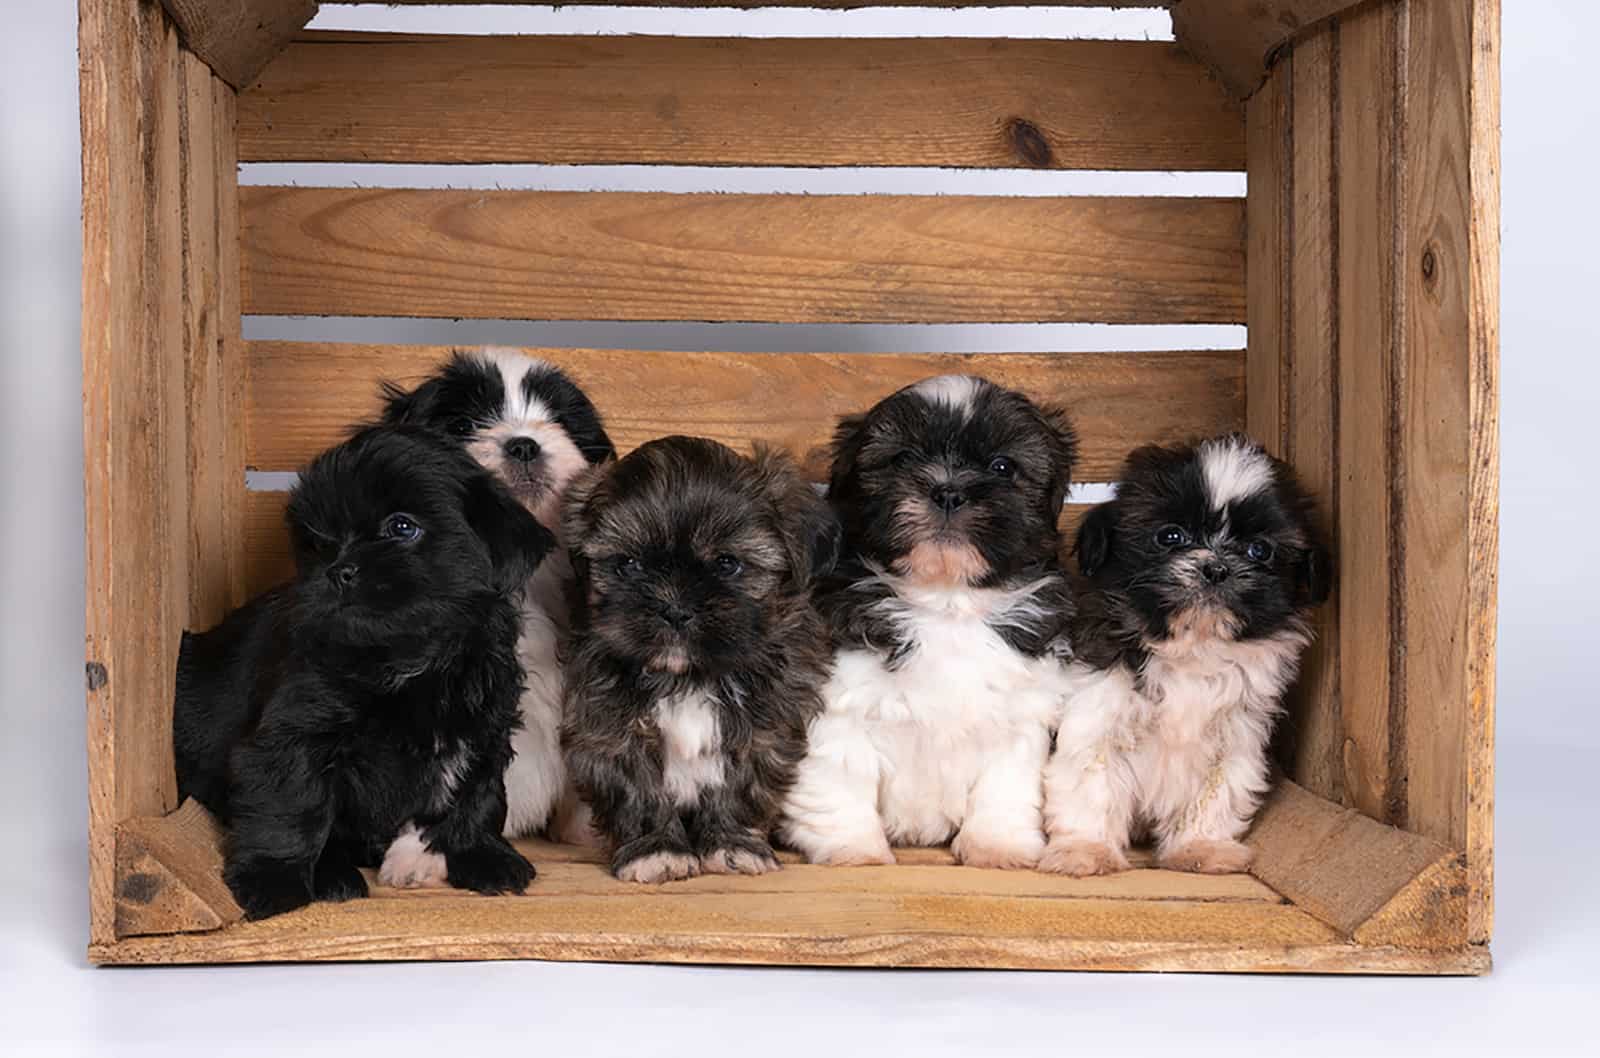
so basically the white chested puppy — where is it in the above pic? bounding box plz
[781,376,1079,869]
[377,349,615,882]
[1042,435,1331,877]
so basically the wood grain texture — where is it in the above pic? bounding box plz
[1245,780,1464,947]
[1280,26,1342,805]
[80,0,189,944]
[241,488,1096,600]
[157,0,317,89]
[1244,56,1290,458]
[239,187,1247,324]
[1334,0,1401,825]
[115,800,241,936]
[239,34,1243,170]
[1171,0,1370,98]
[1351,848,1470,951]
[373,0,1167,6]
[243,343,1246,476]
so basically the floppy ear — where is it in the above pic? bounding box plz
[825,413,870,498]
[1035,402,1080,521]
[463,473,555,590]
[754,445,841,585]
[1299,545,1333,607]
[377,379,417,424]
[1074,503,1118,579]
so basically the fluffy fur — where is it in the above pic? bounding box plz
[381,347,615,846]
[561,437,838,883]
[173,426,552,918]
[780,375,1079,869]
[1041,434,1332,876]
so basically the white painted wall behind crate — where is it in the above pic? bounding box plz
[0,3,1594,1055]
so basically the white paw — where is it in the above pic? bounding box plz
[807,838,896,867]
[1159,838,1254,875]
[615,850,701,884]
[699,847,781,875]
[952,829,1044,870]
[1037,838,1131,877]
[379,824,449,889]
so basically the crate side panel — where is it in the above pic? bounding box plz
[1245,58,1290,457]
[238,188,1246,324]
[240,34,1243,170]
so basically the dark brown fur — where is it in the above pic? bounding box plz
[560,437,838,880]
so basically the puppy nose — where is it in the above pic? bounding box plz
[660,603,693,628]
[328,561,359,592]
[929,484,967,513]
[1201,560,1231,584]
[503,437,541,463]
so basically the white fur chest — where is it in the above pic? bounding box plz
[655,689,726,807]
[1140,630,1304,744]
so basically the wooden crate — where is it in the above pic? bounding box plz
[81,0,1498,972]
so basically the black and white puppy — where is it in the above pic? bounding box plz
[780,376,1078,869]
[1042,434,1331,876]
[174,426,551,918]
[381,348,614,845]
[561,437,837,883]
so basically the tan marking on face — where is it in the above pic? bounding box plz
[1165,605,1242,646]
[649,647,691,675]
[896,539,991,586]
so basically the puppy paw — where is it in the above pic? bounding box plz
[615,850,701,884]
[1037,839,1130,877]
[313,858,369,903]
[952,830,1043,870]
[700,844,781,876]
[808,842,896,867]
[225,861,313,921]
[1159,838,1254,875]
[447,842,536,895]
[378,825,450,889]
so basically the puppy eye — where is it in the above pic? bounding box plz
[988,456,1015,478]
[1245,540,1275,563]
[891,448,918,469]
[614,556,644,579]
[448,417,476,438]
[1154,525,1190,549]
[382,513,423,542]
[713,554,743,577]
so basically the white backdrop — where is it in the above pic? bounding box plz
[2,4,1594,1055]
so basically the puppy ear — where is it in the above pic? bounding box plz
[1299,545,1333,607]
[1074,503,1117,579]
[1035,402,1079,520]
[754,444,841,584]
[377,378,418,424]
[463,473,555,589]
[826,413,870,496]
[560,461,613,554]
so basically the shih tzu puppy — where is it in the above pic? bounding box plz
[561,436,838,883]
[174,426,551,919]
[1041,435,1331,876]
[780,375,1078,869]
[381,348,614,844]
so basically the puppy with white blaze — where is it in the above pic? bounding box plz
[1041,435,1331,877]
[380,348,615,861]
[781,375,1079,869]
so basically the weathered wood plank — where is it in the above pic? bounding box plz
[115,800,240,937]
[239,34,1242,170]
[158,0,317,89]
[239,188,1247,324]
[243,343,1246,477]
[373,0,1168,6]
[81,0,190,944]
[1171,0,1371,99]
[1244,56,1290,457]
[1281,25,1342,805]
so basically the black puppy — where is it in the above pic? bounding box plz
[561,437,838,883]
[174,425,553,919]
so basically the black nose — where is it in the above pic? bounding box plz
[929,484,967,513]
[660,604,693,629]
[503,437,541,463]
[328,561,359,592]
[1201,560,1231,584]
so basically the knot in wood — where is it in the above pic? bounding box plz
[1004,118,1053,169]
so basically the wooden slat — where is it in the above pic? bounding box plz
[1245,780,1466,948]
[243,489,1097,601]
[1244,57,1289,457]
[1399,0,1498,945]
[1280,25,1342,806]
[244,343,1246,476]
[239,188,1247,324]
[158,0,316,89]
[81,0,189,945]
[1335,0,1401,825]
[1171,0,1371,99]
[115,800,239,937]
[240,34,1243,170]
[374,1,1168,6]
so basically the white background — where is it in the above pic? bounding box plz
[2,3,1594,1055]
